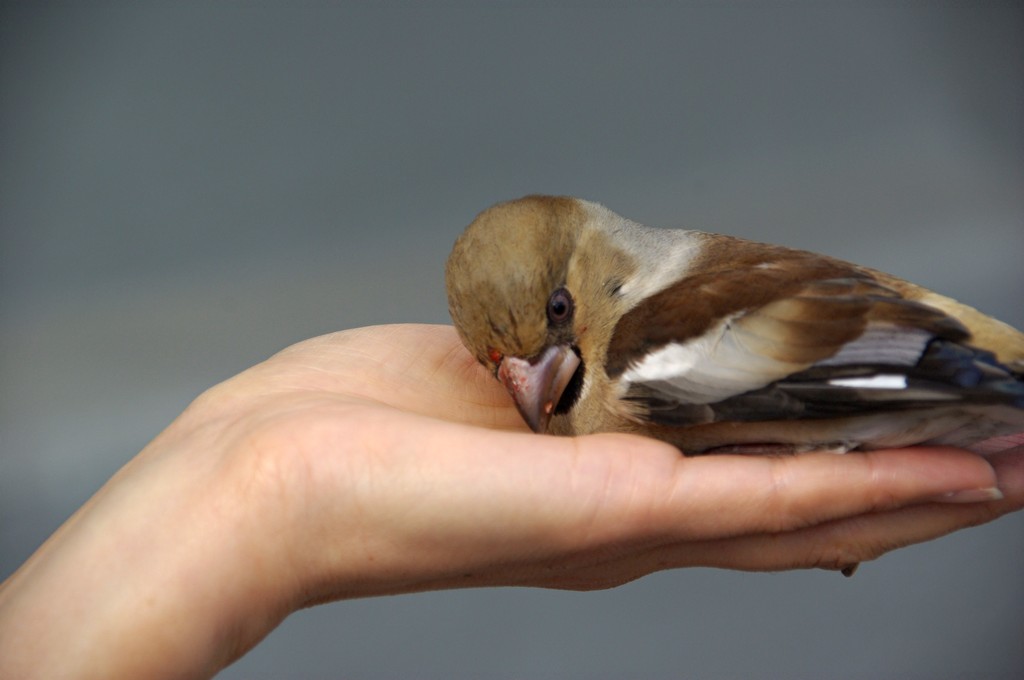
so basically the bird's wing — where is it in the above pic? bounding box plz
[606,258,1021,426]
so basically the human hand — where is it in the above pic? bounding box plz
[2,324,1021,679]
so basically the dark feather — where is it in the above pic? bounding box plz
[632,338,1024,426]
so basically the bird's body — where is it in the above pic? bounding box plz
[445,196,1024,455]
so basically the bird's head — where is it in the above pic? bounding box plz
[445,195,588,432]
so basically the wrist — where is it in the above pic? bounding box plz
[0,427,299,679]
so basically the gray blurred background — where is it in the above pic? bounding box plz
[2,2,1022,678]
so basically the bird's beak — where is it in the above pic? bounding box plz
[497,345,581,433]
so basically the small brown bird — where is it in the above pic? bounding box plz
[445,195,1024,455]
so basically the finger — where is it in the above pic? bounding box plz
[335,426,1002,570]
[341,424,1002,549]
[506,448,1024,590]
[565,437,1001,544]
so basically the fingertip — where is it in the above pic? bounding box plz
[932,486,1004,504]
[984,446,1024,508]
[855,445,1001,504]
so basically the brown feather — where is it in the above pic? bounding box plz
[606,233,978,379]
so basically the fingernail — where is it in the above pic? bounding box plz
[934,486,1004,504]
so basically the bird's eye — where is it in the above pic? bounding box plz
[546,287,574,326]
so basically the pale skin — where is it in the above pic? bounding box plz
[1,324,1021,679]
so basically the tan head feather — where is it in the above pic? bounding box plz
[445,195,586,370]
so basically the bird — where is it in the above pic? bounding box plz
[445,195,1024,455]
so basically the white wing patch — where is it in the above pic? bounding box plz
[621,315,808,403]
[828,375,908,389]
